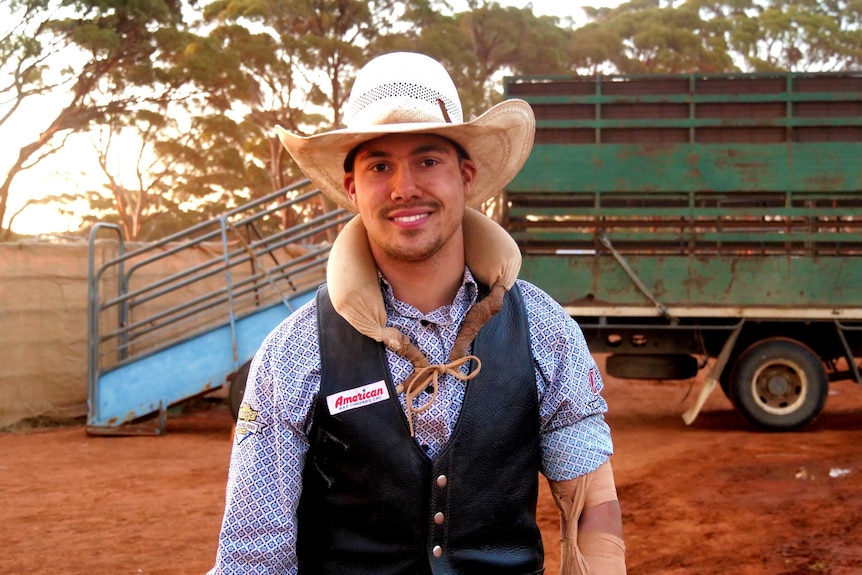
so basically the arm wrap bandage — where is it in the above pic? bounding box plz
[548,461,626,575]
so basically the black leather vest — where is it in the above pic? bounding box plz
[297,283,543,575]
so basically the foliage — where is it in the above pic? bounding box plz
[0,0,198,240]
[1,0,861,240]
[723,0,862,71]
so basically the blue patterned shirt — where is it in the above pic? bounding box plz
[209,270,613,574]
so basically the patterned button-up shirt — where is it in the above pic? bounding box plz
[209,270,614,574]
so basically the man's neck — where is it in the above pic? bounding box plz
[380,260,465,314]
[372,237,465,314]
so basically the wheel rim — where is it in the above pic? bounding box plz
[749,360,807,415]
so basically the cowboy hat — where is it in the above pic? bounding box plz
[274,51,535,212]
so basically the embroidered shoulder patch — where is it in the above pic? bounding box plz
[235,402,267,445]
[326,380,390,415]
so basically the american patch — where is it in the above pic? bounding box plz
[326,380,390,415]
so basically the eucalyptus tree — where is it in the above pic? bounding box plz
[457,3,570,104]
[577,0,862,74]
[147,0,408,234]
[79,104,271,241]
[0,0,197,240]
[199,0,404,178]
[714,0,862,71]
[0,0,58,237]
[575,0,736,73]
[371,1,571,116]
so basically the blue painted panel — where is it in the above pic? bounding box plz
[90,289,317,427]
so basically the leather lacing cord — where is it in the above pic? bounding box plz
[389,282,506,437]
[395,356,481,437]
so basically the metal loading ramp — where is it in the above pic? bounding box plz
[86,180,348,435]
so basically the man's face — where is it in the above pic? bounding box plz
[344,133,476,265]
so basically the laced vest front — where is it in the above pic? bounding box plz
[297,283,544,575]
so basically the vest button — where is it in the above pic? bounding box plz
[434,512,445,524]
[432,545,443,558]
[436,474,447,487]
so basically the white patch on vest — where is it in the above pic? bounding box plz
[326,380,390,415]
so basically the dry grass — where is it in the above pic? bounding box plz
[0,415,87,434]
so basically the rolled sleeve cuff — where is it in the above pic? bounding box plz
[541,415,614,481]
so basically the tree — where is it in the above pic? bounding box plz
[578,0,862,74]
[568,22,625,75]
[0,0,197,240]
[721,0,862,71]
[200,0,402,172]
[125,0,406,234]
[371,1,571,114]
[1,0,74,239]
[458,3,571,103]
[11,0,861,240]
[576,0,736,73]
[80,106,269,241]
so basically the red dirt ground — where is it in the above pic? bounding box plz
[3,358,862,575]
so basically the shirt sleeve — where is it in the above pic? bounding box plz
[208,301,320,575]
[518,280,615,481]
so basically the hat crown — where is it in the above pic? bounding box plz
[345,52,464,128]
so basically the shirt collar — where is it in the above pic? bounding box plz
[379,268,479,327]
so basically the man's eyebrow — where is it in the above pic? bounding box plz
[357,148,389,161]
[411,143,452,156]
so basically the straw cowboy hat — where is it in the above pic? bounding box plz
[274,53,535,433]
[274,51,535,211]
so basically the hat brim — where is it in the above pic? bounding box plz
[275,99,535,213]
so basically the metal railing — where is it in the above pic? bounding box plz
[87,180,349,430]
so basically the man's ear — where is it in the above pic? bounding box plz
[460,158,477,192]
[343,173,358,206]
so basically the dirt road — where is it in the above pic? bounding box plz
[3,363,861,574]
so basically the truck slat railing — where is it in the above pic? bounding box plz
[506,188,862,257]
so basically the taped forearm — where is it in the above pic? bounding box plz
[548,461,626,574]
[578,530,626,575]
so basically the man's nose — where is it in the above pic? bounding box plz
[391,164,421,201]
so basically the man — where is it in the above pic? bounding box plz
[210,51,625,574]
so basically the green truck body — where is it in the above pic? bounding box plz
[504,71,862,430]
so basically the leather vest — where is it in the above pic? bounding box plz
[297,283,543,575]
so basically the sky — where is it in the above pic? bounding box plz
[1,0,623,237]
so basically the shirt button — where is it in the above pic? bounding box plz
[432,545,443,558]
[436,475,447,487]
[434,512,445,525]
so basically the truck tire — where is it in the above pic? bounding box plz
[729,338,828,431]
[605,354,699,380]
[228,361,251,421]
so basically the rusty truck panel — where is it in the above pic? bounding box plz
[503,72,862,431]
[504,72,862,314]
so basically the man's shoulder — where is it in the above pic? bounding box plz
[514,279,564,311]
[514,279,579,331]
[261,293,321,349]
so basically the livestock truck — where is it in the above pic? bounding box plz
[503,71,862,431]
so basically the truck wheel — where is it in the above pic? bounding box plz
[229,361,251,421]
[729,338,827,431]
[605,354,699,380]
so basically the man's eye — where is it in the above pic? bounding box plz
[421,158,439,167]
[370,163,388,172]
